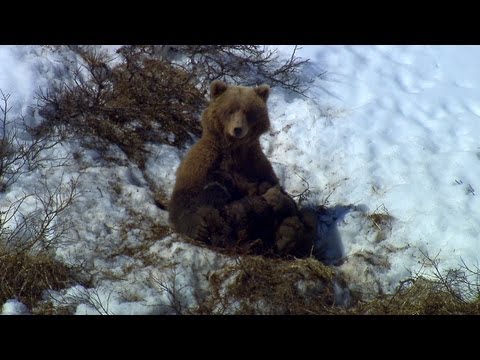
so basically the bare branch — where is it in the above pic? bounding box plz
[288,171,312,205]
[153,45,312,96]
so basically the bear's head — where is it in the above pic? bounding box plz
[201,80,271,144]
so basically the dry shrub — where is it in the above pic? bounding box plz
[34,46,205,167]
[145,45,312,96]
[0,246,74,310]
[350,251,480,315]
[353,277,480,315]
[114,45,312,96]
[196,256,345,315]
[1,89,65,193]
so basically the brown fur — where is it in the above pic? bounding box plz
[169,80,315,257]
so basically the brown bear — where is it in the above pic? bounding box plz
[168,80,316,257]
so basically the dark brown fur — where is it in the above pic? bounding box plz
[169,80,315,256]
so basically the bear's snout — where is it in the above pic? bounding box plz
[227,111,249,139]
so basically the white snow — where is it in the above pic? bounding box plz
[1,299,30,315]
[1,45,480,313]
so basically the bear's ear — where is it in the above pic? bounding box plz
[210,80,228,99]
[254,84,270,102]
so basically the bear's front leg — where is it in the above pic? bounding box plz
[191,181,233,246]
[195,206,233,247]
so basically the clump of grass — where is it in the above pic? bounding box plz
[196,255,346,315]
[353,277,480,315]
[349,250,480,315]
[367,204,394,243]
[0,246,74,311]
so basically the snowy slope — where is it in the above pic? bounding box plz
[272,45,480,292]
[1,45,480,314]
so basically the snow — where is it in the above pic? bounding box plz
[1,45,480,313]
[270,45,480,292]
[1,299,30,315]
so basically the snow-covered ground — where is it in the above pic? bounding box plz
[1,45,480,314]
[272,45,480,293]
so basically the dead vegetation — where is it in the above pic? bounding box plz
[1,175,79,254]
[34,46,205,168]
[349,250,480,315]
[147,45,312,96]
[0,175,82,313]
[195,256,346,315]
[353,277,478,315]
[0,245,75,310]
[0,89,82,313]
[1,89,66,193]
[367,204,394,243]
